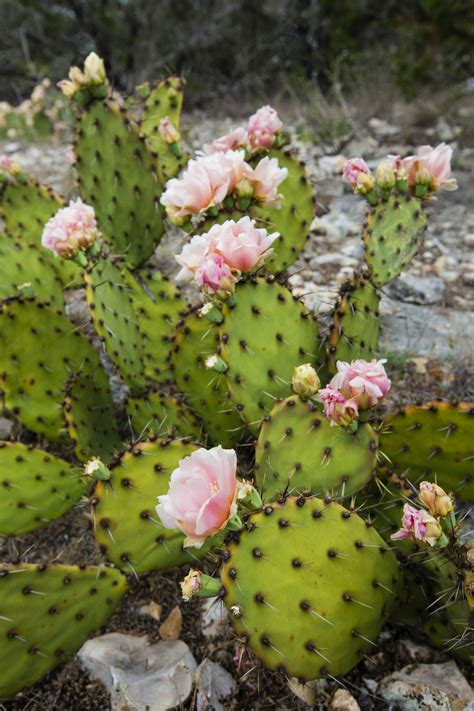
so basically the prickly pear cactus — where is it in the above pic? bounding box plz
[0,235,64,307]
[141,76,188,181]
[75,99,164,267]
[63,370,121,463]
[379,402,474,500]
[252,149,314,272]
[0,563,127,698]
[84,260,146,392]
[327,277,380,374]
[220,495,400,680]
[125,391,202,441]
[92,440,220,574]
[171,310,244,447]
[218,277,320,433]
[0,442,87,536]
[0,299,106,441]
[363,195,427,287]
[255,396,377,501]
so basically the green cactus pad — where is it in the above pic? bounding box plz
[171,310,244,447]
[327,278,380,374]
[64,370,121,463]
[0,299,104,441]
[0,442,87,536]
[0,563,127,698]
[379,401,474,500]
[221,495,400,680]
[92,439,218,574]
[253,149,314,272]
[141,76,188,181]
[84,260,146,392]
[219,278,320,433]
[255,396,377,501]
[75,99,164,267]
[0,175,79,286]
[0,235,64,307]
[125,391,202,441]
[126,268,188,384]
[363,194,427,287]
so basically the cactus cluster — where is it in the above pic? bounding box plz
[0,53,472,699]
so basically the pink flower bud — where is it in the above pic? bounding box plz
[391,504,442,547]
[247,105,283,150]
[41,198,99,258]
[343,158,370,186]
[180,570,202,601]
[195,253,236,295]
[156,446,238,548]
[159,117,180,144]
[419,482,453,518]
[317,386,359,427]
[0,154,21,176]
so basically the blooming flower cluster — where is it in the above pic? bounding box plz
[175,216,279,296]
[160,149,287,224]
[391,482,453,547]
[203,105,283,155]
[58,52,106,99]
[317,359,391,427]
[41,198,100,259]
[343,143,457,200]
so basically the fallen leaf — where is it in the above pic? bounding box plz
[159,605,182,640]
[139,601,162,621]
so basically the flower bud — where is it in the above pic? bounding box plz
[180,570,221,602]
[235,177,254,200]
[292,363,320,398]
[205,354,228,373]
[58,80,78,99]
[159,117,180,144]
[355,171,375,195]
[237,481,262,510]
[84,456,110,481]
[69,66,86,86]
[17,282,35,298]
[375,161,396,190]
[83,52,106,85]
[418,481,453,517]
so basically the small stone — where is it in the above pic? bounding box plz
[288,677,327,705]
[159,605,182,640]
[330,688,361,710]
[195,659,236,711]
[0,417,13,440]
[463,272,474,287]
[464,233,474,248]
[396,638,439,664]
[201,597,229,640]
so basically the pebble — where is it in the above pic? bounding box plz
[462,272,474,286]
[330,688,361,710]
[464,233,474,248]
[387,274,445,305]
[378,661,473,710]
[195,658,236,711]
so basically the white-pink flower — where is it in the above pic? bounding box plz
[403,143,457,191]
[343,158,370,186]
[208,216,278,271]
[331,359,391,410]
[317,386,359,427]
[195,253,235,295]
[391,503,442,547]
[41,198,99,258]
[247,105,283,150]
[248,156,288,205]
[175,233,215,282]
[156,446,238,548]
[203,127,248,155]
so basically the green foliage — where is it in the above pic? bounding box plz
[0,442,87,536]
[255,395,377,501]
[221,495,400,680]
[0,562,127,699]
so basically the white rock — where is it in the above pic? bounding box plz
[463,272,474,286]
[201,597,229,639]
[195,658,236,711]
[330,688,361,710]
[288,677,327,705]
[309,252,358,268]
[464,233,474,248]
[78,633,197,711]
[378,661,473,711]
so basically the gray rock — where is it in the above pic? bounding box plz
[200,597,229,640]
[464,233,474,248]
[378,661,473,710]
[380,299,474,359]
[0,417,13,440]
[463,272,474,287]
[195,659,236,711]
[78,633,197,711]
[387,274,445,305]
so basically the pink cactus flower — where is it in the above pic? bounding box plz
[160,150,246,220]
[175,233,215,282]
[343,158,370,186]
[195,253,235,295]
[41,198,99,258]
[247,105,283,150]
[391,503,442,547]
[331,359,391,410]
[203,127,248,155]
[317,386,359,427]
[403,143,457,191]
[207,216,278,272]
[248,156,288,205]
[158,117,180,144]
[156,446,238,548]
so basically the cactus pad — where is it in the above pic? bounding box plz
[0,442,87,536]
[141,76,187,181]
[63,370,121,463]
[0,236,64,307]
[219,278,319,433]
[0,563,127,698]
[0,299,104,441]
[84,260,146,392]
[171,310,244,447]
[363,195,427,287]
[327,278,380,374]
[379,402,474,500]
[255,396,377,501]
[221,495,399,679]
[253,149,314,272]
[92,439,218,574]
[125,391,202,441]
[75,99,164,267]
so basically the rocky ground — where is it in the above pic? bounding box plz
[0,103,473,710]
